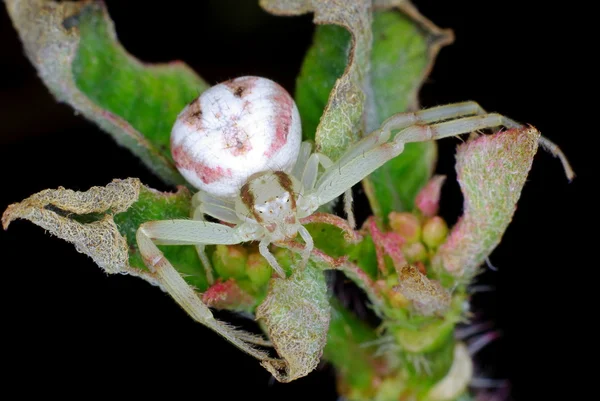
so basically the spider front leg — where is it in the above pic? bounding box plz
[312,103,546,206]
[293,141,357,228]
[135,220,270,360]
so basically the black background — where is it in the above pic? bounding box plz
[0,1,593,400]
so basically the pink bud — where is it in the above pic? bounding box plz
[171,76,302,198]
[202,278,255,311]
[415,175,446,217]
[389,212,421,243]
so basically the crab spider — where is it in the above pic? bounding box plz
[135,76,572,361]
[137,99,572,281]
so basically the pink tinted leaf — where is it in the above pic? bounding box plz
[433,127,541,277]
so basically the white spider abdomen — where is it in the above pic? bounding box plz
[170,76,302,198]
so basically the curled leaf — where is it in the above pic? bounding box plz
[261,0,372,160]
[2,178,139,275]
[2,178,209,290]
[434,127,541,277]
[5,0,207,186]
[256,262,330,382]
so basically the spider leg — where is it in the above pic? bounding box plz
[259,239,286,278]
[135,226,271,360]
[395,113,520,144]
[291,141,313,181]
[335,101,505,175]
[190,192,242,284]
[192,191,240,224]
[297,225,314,267]
[191,207,215,285]
[300,150,357,228]
[313,106,524,206]
[538,136,575,181]
[381,101,572,179]
[138,219,247,245]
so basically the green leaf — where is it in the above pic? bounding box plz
[114,185,209,291]
[324,297,381,397]
[2,178,209,291]
[5,0,208,186]
[363,6,452,223]
[294,24,350,143]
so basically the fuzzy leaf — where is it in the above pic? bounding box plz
[2,178,209,291]
[256,262,330,382]
[433,127,541,278]
[363,2,453,222]
[261,0,372,160]
[5,0,207,186]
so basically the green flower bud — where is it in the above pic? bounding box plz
[272,247,294,277]
[388,212,421,243]
[246,252,273,288]
[212,244,248,279]
[422,216,449,248]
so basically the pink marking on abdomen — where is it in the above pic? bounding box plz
[172,143,232,184]
[264,84,294,157]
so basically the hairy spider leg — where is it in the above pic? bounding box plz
[383,101,573,179]
[314,106,529,206]
[135,224,271,360]
[138,219,248,245]
[307,102,506,217]
[538,136,575,180]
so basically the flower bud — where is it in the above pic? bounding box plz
[212,244,248,279]
[388,212,421,243]
[415,175,446,217]
[246,252,273,288]
[422,216,449,248]
[202,279,255,312]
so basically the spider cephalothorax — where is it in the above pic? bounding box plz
[238,171,300,238]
